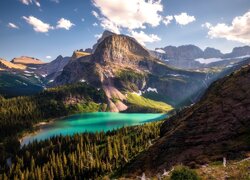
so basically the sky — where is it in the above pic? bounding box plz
[0,0,250,62]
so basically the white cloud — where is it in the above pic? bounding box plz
[174,12,195,25]
[130,30,161,46]
[100,19,120,33]
[34,0,40,7]
[50,0,59,3]
[20,0,32,5]
[56,18,75,30]
[94,34,102,39]
[46,56,52,59]
[163,15,173,26]
[8,23,19,29]
[92,0,163,33]
[92,11,99,18]
[201,22,212,28]
[81,18,85,22]
[23,16,53,33]
[20,0,40,7]
[205,11,250,44]
[93,22,98,27]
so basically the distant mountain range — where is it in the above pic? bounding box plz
[1,31,250,112]
[153,45,250,69]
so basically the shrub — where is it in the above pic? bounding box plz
[170,166,200,180]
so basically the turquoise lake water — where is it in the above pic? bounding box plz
[21,112,167,146]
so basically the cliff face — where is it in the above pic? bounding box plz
[123,65,250,177]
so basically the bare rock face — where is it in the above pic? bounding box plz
[93,34,150,65]
[123,64,250,177]
[11,56,45,65]
[224,46,250,58]
[204,47,223,58]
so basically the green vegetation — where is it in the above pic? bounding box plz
[126,93,173,113]
[196,159,250,179]
[0,83,106,139]
[115,69,146,91]
[169,166,200,180]
[0,72,43,97]
[0,121,162,179]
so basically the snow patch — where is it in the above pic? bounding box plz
[132,91,142,96]
[155,49,165,54]
[195,58,223,64]
[48,80,54,83]
[80,79,86,83]
[41,74,47,78]
[24,70,34,74]
[24,74,32,77]
[146,87,158,93]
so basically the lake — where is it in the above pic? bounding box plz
[21,112,167,146]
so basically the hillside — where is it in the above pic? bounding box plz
[0,58,26,70]
[0,83,106,139]
[122,64,250,178]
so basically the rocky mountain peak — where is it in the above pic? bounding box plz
[11,56,45,65]
[92,34,150,64]
[204,47,223,58]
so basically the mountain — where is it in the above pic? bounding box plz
[203,47,223,58]
[0,58,26,71]
[154,45,250,69]
[122,64,250,178]
[0,55,73,97]
[53,33,211,112]
[224,46,250,58]
[11,56,45,65]
[35,55,71,82]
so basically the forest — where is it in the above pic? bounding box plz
[0,83,106,139]
[0,121,162,179]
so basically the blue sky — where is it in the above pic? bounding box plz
[0,0,250,62]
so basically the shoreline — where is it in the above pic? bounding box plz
[18,116,67,146]
[19,112,168,146]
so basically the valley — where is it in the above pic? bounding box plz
[0,29,250,180]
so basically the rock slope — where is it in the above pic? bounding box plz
[123,64,250,177]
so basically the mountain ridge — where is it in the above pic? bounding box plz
[122,63,250,178]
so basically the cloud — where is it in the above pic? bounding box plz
[92,0,163,33]
[93,22,98,27]
[92,11,99,18]
[20,0,40,7]
[205,11,250,44]
[20,0,32,5]
[163,15,173,26]
[201,22,212,28]
[174,12,195,25]
[22,16,53,33]
[130,30,161,46]
[94,34,102,39]
[81,18,85,22]
[46,56,52,59]
[56,18,75,30]
[34,0,40,7]
[50,0,59,3]
[8,23,19,29]
[50,0,60,4]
